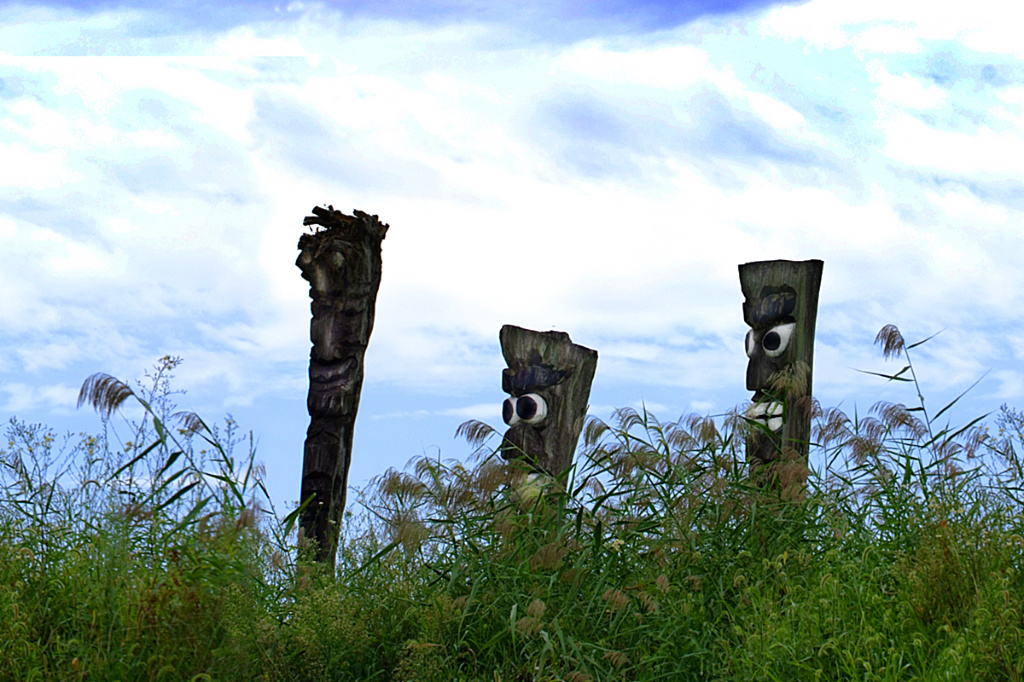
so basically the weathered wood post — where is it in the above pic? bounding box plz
[498,325,598,482]
[740,259,823,489]
[296,205,388,565]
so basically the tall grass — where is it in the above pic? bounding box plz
[3,329,1024,680]
[0,356,297,680]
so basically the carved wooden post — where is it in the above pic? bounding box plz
[498,325,598,481]
[740,259,823,488]
[296,205,388,565]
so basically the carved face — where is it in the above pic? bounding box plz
[739,259,822,477]
[499,360,571,470]
[743,284,798,434]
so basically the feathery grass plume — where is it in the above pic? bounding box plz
[455,419,496,449]
[530,542,566,571]
[602,650,630,669]
[565,673,593,682]
[814,405,852,447]
[875,323,906,360]
[514,613,544,636]
[613,406,647,433]
[678,413,719,450]
[655,573,670,594]
[358,327,1021,677]
[173,410,205,436]
[636,590,659,613]
[0,359,308,681]
[774,445,809,500]
[958,422,990,461]
[989,405,1024,484]
[470,458,511,498]
[602,587,628,612]
[391,510,428,554]
[578,418,618,473]
[768,359,811,398]
[423,457,478,513]
[77,372,134,418]
[12,329,1024,679]
[582,414,611,448]
[526,597,547,619]
[577,472,605,498]
[513,597,548,636]
[662,422,698,462]
[376,468,427,503]
[873,400,930,440]
[840,414,888,467]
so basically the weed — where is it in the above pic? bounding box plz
[4,328,1024,680]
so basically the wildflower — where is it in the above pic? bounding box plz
[609,538,624,553]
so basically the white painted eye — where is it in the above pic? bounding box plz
[502,397,519,426]
[516,393,548,425]
[762,322,796,358]
[745,330,756,358]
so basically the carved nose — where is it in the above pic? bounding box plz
[746,356,777,393]
[746,358,761,392]
[500,423,545,466]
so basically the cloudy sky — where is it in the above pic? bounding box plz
[2,0,1023,513]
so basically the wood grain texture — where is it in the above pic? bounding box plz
[739,259,823,488]
[296,206,388,565]
[498,325,598,479]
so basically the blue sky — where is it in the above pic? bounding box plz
[3,0,1024,514]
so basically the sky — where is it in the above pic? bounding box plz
[3,0,1024,516]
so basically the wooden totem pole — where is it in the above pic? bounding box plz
[740,259,823,487]
[296,205,388,565]
[498,325,598,481]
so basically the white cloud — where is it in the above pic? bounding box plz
[853,25,923,55]
[558,41,713,91]
[2,0,1024,506]
[960,7,1024,58]
[867,59,946,110]
[108,217,133,235]
[880,112,1024,178]
[0,7,142,56]
[926,187,1009,227]
[759,0,1024,56]
[555,37,818,148]
[757,0,855,50]
[370,403,497,421]
[0,144,78,188]
[16,341,82,373]
[0,382,80,415]
[209,27,307,57]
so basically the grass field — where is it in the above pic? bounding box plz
[3,328,1024,681]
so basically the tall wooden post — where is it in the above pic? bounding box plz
[739,259,823,487]
[498,325,598,480]
[296,206,388,565]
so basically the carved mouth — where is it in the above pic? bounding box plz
[310,358,357,391]
[747,400,784,432]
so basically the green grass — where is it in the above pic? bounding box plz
[4,329,1024,681]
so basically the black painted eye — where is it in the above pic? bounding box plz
[745,330,756,358]
[516,393,548,425]
[502,397,519,426]
[762,322,796,358]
